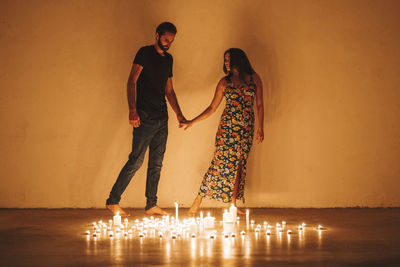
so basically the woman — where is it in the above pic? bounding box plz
[182,48,264,216]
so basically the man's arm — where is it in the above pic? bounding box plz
[165,77,186,124]
[127,63,143,127]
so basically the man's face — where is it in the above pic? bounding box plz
[157,32,175,52]
[224,53,231,72]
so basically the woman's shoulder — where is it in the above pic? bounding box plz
[218,76,230,86]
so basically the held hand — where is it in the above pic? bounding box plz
[177,114,187,128]
[180,120,195,130]
[256,128,264,143]
[129,110,141,128]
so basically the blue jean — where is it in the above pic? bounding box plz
[106,111,168,210]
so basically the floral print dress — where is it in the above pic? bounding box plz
[198,76,256,203]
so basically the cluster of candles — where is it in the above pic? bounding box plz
[85,203,326,240]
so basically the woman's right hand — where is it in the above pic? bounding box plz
[180,120,195,130]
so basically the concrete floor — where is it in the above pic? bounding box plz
[0,208,400,266]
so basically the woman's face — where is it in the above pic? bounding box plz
[224,53,230,72]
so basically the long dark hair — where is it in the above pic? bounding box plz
[223,48,255,82]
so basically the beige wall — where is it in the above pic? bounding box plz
[1,0,399,208]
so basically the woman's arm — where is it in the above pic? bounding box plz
[254,73,264,143]
[182,78,226,130]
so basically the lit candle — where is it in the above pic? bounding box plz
[223,209,231,222]
[229,204,237,221]
[287,229,292,235]
[246,209,250,229]
[266,229,271,235]
[113,212,121,226]
[204,214,215,229]
[174,202,179,222]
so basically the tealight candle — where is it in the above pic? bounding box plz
[85,230,90,235]
[240,230,246,236]
[266,230,271,235]
[287,229,292,235]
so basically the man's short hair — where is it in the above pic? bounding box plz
[156,22,177,36]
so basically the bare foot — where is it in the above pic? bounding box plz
[188,195,202,217]
[187,206,198,217]
[145,206,170,215]
[106,204,131,217]
[237,208,246,215]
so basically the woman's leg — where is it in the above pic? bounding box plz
[188,194,203,216]
[230,159,246,215]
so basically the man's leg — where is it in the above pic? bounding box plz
[145,120,168,213]
[106,121,154,209]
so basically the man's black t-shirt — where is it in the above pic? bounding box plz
[133,45,173,119]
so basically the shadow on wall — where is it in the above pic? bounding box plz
[226,2,281,201]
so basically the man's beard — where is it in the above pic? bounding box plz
[158,39,169,52]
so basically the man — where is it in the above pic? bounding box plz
[106,22,185,216]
